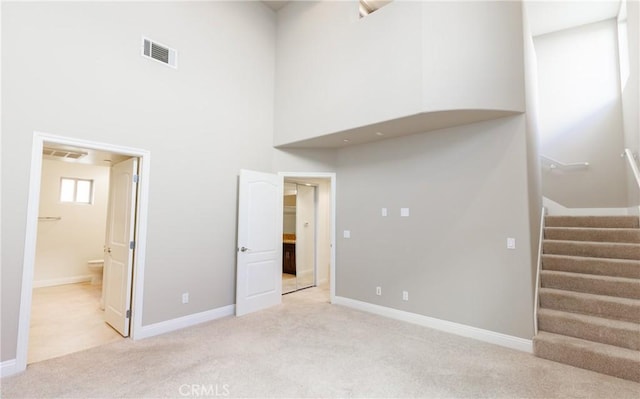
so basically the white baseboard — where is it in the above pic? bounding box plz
[134,304,235,340]
[32,275,92,288]
[334,296,532,353]
[1,358,18,378]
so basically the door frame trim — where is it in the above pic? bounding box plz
[16,131,151,372]
[278,172,336,303]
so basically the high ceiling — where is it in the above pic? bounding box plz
[52,1,627,158]
[263,1,622,37]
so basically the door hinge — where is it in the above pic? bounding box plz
[133,174,139,184]
[130,241,135,250]
[126,309,131,319]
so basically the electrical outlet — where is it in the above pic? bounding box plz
[402,291,409,301]
[376,286,382,296]
[507,237,516,249]
[182,292,189,304]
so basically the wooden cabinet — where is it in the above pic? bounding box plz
[283,243,296,275]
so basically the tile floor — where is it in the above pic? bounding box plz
[28,282,123,364]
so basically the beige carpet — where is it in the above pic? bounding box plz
[2,287,640,398]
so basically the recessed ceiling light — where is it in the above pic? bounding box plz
[375,132,384,136]
[343,139,350,143]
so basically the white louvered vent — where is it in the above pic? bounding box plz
[142,37,177,68]
[43,147,87,160]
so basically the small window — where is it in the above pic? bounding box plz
[60,178,93,204]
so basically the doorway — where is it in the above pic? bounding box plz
[280,174,334,299]
[29,152,128,363]
[16,132,151,373]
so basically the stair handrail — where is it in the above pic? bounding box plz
[540,154,589,170]
[622,148,640,190]
[534,206,546,335]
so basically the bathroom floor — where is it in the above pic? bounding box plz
[28,282,123,364]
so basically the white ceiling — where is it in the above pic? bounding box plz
[43,143,131,167]
[526,0,621,36]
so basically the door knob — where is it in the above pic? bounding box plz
[239,246,250,252]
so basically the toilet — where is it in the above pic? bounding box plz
[87,259,104,285]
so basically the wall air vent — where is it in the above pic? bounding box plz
[43,147,87,160]
[142,37,177,68]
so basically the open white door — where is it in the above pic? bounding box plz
[104,158,138,336]
[236,169,283,316]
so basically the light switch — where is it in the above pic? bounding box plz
[507,237,516,249]
[343,230,351,239]
[381,208,388,217]
[401,208,410,217]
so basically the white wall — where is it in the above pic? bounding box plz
[421,1,525,112]
[336,115,535,339]
[275,0,525,147]
[275,0,423,146]
[34,160,109,286]
[535,19,628,208]
[1,1,276,361]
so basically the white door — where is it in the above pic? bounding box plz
[104,158,138,336]
[236,169,283,316]
[295,184,315,289]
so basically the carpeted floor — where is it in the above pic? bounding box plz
[2,286,640,398]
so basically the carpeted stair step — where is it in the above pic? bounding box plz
[544,227,640,243]
[545,216,640,229]
[533,331,640,382]
[537,308,640,350]
[543,240,640,260]
[539,288,640,323]
[540,270,640,299]
[542,255,640,279]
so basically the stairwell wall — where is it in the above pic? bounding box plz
[618,0,640,213]
[619,0,639,156]
[522,4,543,295]
[534,19,628,209]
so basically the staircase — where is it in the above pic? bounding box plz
[533,215,640,382]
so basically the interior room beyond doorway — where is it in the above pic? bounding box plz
[281,177,332,295]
